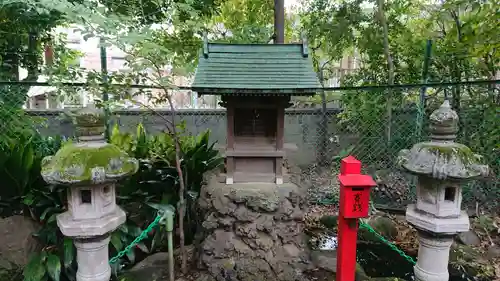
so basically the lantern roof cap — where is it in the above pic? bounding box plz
[41,105,138,186]
[428,100,459,141]
[397,101,488,180]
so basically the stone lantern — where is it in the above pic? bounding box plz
[398,100,489,281]
[41,105,139,281]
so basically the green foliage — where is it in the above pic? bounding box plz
[6,122,220,281]
[0,134,65,216]
[331,145,355,163]
[111,122,223,244]
[100,0,218,25]
[0,134,73,281]
[0,2,61,80]
[111,121,223,203]
[109,223,149,267]
[23,250,70,281]
[23,252,48,281]
[299,0,499,165]
[208,0,274,43]
[22,169,76,281]
[0,108,39,149]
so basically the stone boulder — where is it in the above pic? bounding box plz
[358,216,398,243]
[197,179,311,281]
[310,250,368,280]
[0,216,42,270]
[456,230,481,246]
[119,252,168,281]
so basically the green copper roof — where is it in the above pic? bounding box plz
[191,43,321,95]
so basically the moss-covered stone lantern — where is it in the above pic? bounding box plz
[41,104,138,281]
[397,100,489,281]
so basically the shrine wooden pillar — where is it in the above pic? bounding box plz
[226,98,235,184]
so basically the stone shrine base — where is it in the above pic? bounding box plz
[196,178,311,281]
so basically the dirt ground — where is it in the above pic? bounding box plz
[304,203,500,281]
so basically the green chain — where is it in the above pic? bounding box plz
[359,221,417,265]
[109,213,162,264]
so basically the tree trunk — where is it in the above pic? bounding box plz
[377,0,395,146]
[166,93,188,274]
[274,0,285,43]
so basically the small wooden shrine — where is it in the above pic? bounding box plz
[192,39,321,185]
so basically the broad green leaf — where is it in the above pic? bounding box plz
[47,214,58,224]
[23,193,35,206]
[118,224,129,234]
[126,248,135,263]
[110,232,123,251]
[63,238,74,268]
[24,252,47,281]
[135,242,149,253]
[110,262,121,277]
[45,254,61,281]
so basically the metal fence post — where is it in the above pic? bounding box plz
[318,69,328,166]
[100,37,110,140]
[416,39,432,141]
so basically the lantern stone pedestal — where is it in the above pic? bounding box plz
[41,105,138,281]
[73,237,113,281]
[398,100,489,281]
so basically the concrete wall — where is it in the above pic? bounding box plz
[27,108,417,167]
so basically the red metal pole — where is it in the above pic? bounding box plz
[336,156,375,281]
[336,213,359,281]
[336,157,361,281]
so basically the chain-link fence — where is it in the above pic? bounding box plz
[1,82,499,211]
[303,83,499,212]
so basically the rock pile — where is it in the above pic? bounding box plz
[196,178,311,281]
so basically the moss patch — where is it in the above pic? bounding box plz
[417,142,481,165]
[42,143,137,182]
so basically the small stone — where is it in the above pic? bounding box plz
[255,214,275,233]
[283,244,301,257]
[120,252,168,281]
[233,205,260,221]
[235,222,258,239]
[290,207,304,221]
[319,215,338,229]
[457,230,481,246]
[218,217,235,227]
[227,184,280,212]
[195,274,216,281]
[274,199,295,221]
[211,195,236,215]
[202,213,219,229]
[311,250,337,272]
[254,232,274,251]
[466,208,478,218]
[359,216,398,242]
[486,245,500,259]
